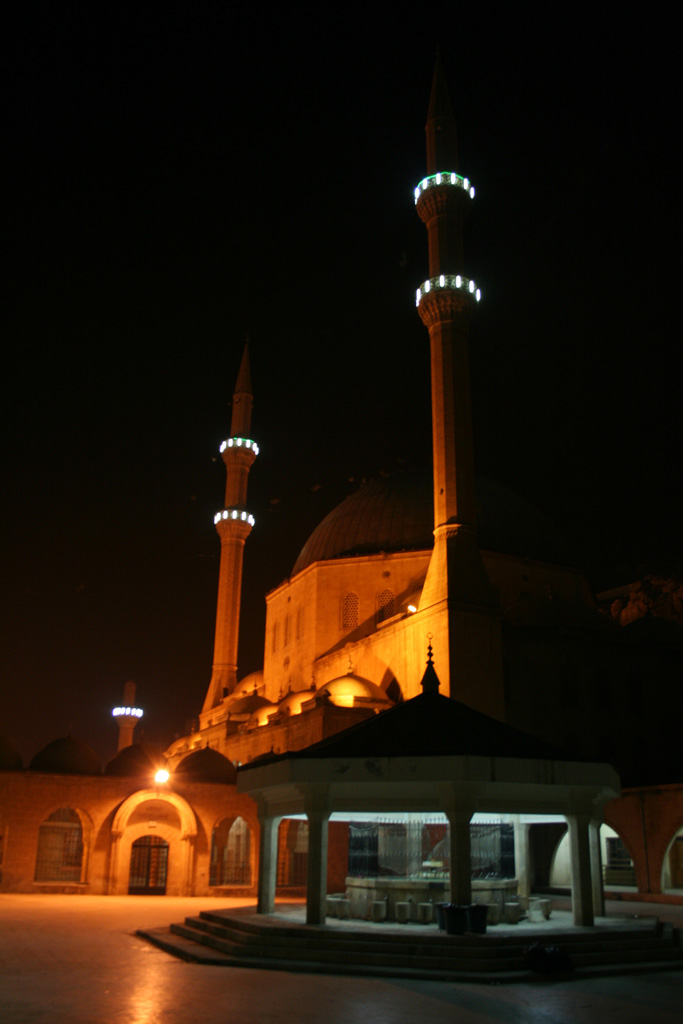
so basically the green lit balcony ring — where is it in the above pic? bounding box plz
[214,509,255,527]
[416,275,481,308]
[414,172,475,203]
[220,437,259,455]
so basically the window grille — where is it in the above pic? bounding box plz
[296,606,304,640]
[277,819,308,888]
[284,614,292,647]
[376,589,395,624]
[129,836,168,894]
[34,808,84,882]
[342,592,359,629]
[210,816,251,886]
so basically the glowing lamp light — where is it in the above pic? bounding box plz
[408,604,417,613]
[220,437,259,456]
[214,509,255,527]
[112,707,143,718]
[415,274,482,308]
[413,172,476,204]
[155,769,170,784]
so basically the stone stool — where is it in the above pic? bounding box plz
[485,902,501,925]
[504,901,523,924]
[371,900,387,923]
[417,902,433,924]
[395,901,411,924]
[335,898,350,919]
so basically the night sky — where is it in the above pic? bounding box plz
[2,5,680,764]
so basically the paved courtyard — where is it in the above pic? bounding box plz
[0,894,681,1023]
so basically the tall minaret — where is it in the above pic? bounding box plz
[201,345,258,716]
[415,54,504,718]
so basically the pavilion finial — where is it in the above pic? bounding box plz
[421,634,441,694]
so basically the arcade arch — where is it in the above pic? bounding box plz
[109,789,197,895]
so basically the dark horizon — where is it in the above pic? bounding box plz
[3,6,680,764]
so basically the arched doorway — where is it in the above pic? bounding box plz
[210,816,252,886]
[128,836,168,894]
[661,825,683,893]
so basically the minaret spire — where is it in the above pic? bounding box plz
[201,343,258,718]
[414,55,503,719]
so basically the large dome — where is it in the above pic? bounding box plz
[30,736,101,776]
[105,741,167,777]
[292,470,575,575]
[0,735,23,770]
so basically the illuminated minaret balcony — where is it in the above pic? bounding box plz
[414,171,475,203]
[219,437,259,456]
[112,680,143,751]
[416,274,481,308]
[214,508,255,528]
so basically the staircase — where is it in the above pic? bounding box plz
[137,906,683,982]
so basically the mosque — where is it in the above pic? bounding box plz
[1,56,682,913]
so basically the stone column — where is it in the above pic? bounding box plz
[512,816,531,905]
[181,833,196,897]
[256,809,280,914]
[568,814,594,926]
[305,792,330,926]
[589,818,605,918]
[446,809,472,905]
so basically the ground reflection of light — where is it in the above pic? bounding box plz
[126,957,171,1024]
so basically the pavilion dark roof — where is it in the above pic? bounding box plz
[240,689,585,773]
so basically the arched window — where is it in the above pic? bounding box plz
[277,819,308,888]
[284,614,292,647]
[34,808,84,882]
[376,589,395,624]
[296,606,304,640]
[272,621,279,654]
[210,816,251,886]
[341,592,359,629]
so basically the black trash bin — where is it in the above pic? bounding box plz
[435,902,448,931]
[466,903,488,934]
[443,904,468,935]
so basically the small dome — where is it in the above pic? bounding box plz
[226,694,274,719]
[231,670,265,698]
[0,735,23,770]
[30,736,100,776]
[245,700,279,729]
[276,689,316,717]
[105,741,167,777]
[318,673,393,709]
[174,747,237,784]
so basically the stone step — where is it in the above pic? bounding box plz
[171,920,525,972]
[136,910,683,983]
